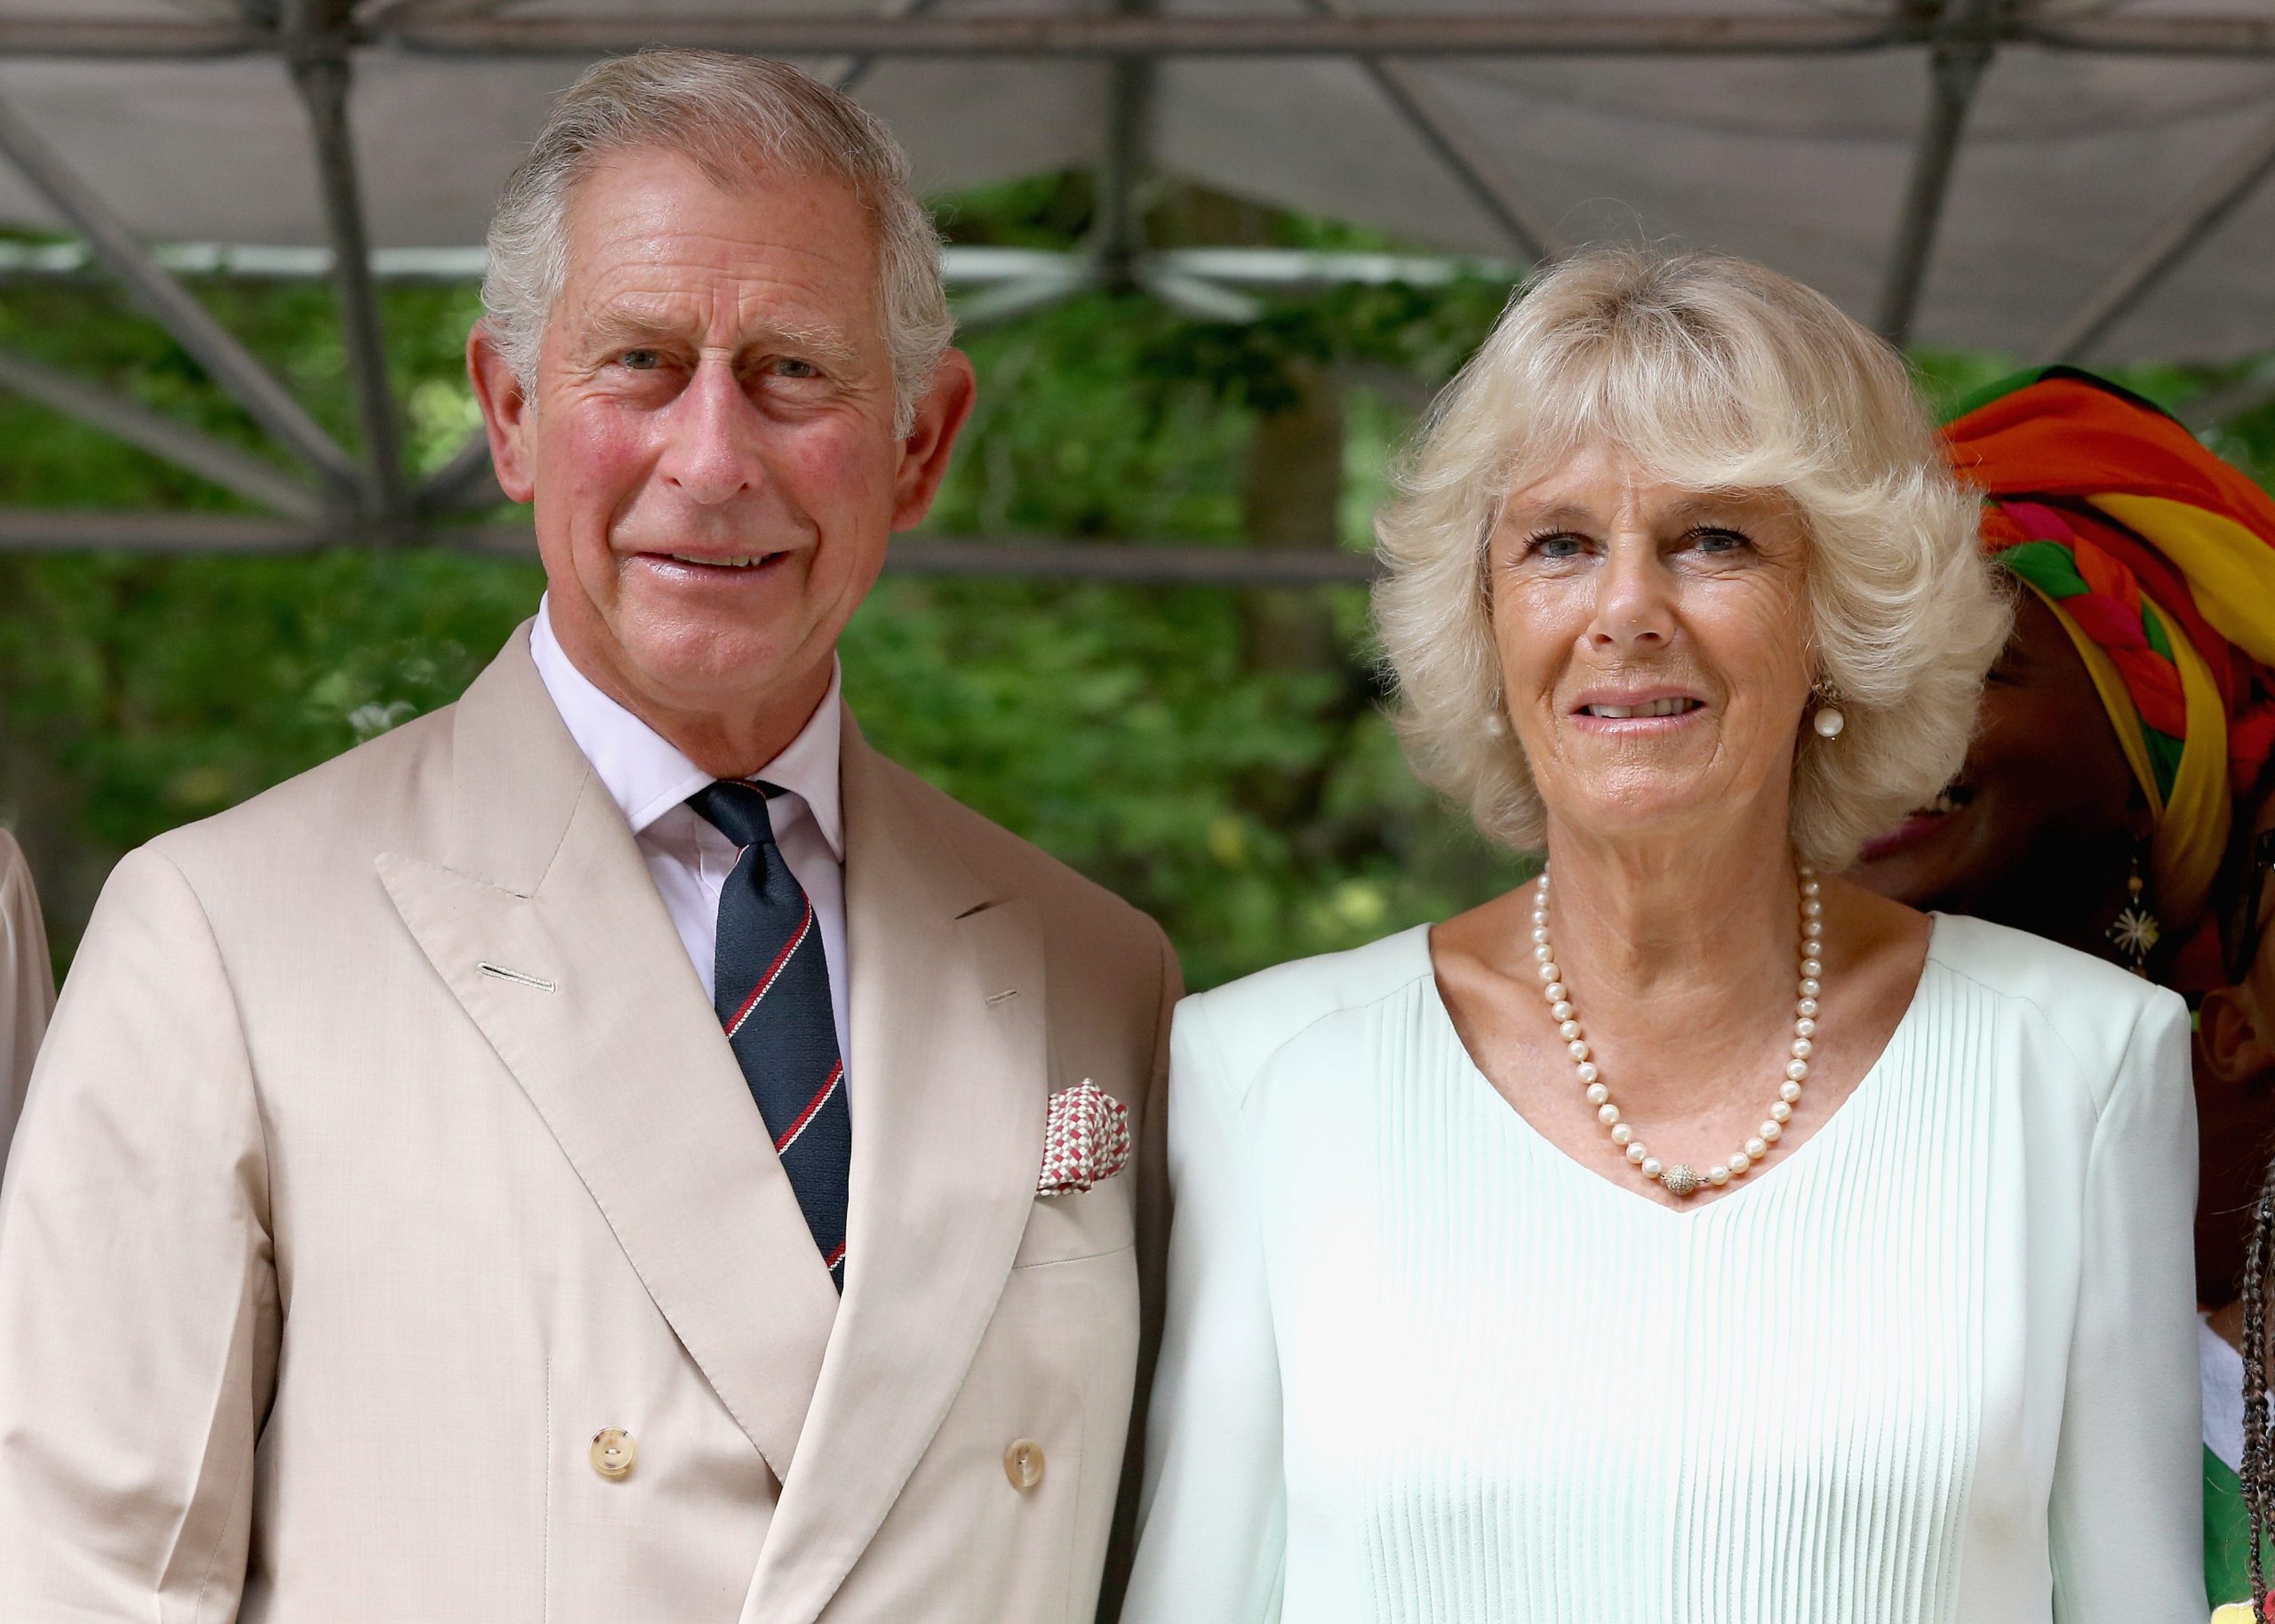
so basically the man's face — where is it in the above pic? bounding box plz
[472,147,971,743]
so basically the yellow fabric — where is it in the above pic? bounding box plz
[2095,494,2275,670]
[2028,582,2164,822]
[2147,596,2231,934]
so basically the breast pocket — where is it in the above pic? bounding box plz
[1011,1177,1136,1268]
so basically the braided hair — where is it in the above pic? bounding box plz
[2246,1169,2275,1610]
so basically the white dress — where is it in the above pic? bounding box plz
[1122,914,2205,1624]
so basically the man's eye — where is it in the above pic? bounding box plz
[619,349,662,371]
[774,357,821,379]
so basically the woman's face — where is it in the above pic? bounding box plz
[1847,590,2140,945]
[1489,444,1816,846]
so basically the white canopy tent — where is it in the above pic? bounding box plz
[4,1,2275,581]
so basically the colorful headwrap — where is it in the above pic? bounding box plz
[1941,367,2275,987]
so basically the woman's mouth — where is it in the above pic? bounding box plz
[1579,698,1704,719]
[1857,784,1972,863]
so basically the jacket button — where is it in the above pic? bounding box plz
[590,1428,637,1479]
[1003,1438,1045,1491]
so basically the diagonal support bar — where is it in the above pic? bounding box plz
[2038,107,2275,362]
[829,0,949,95]
[1302,0,1562,262]
[288,20,410,524]
[1876,0,2003,344]
[0,89,359,490]
[0,346,324,519]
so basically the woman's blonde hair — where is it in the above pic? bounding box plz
[1373,245,2011,867]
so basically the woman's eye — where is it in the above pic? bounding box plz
[1527,532,1585,561]
[1690,527,1749,553]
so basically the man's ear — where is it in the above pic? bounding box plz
[467,322,538,505]
[889,347,978,532]
[2201,984,2275,1089]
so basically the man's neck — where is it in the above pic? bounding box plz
[549,622,836,782]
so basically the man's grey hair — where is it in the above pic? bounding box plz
[481,50,954,435]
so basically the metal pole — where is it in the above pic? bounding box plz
[829,0,949,96]
[2038,107,2275,362]
[1876,0,2003,345]
[1092,0,1154,291]
[0,90,360,490]
[286,0,410,528]
[382,14,1922,58]
[0,346,324,520]
[1302,0,1561,263]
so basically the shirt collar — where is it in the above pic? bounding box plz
[529,596,844,861]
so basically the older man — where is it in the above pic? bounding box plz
[0,52,1177,1623]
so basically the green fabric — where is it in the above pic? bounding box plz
[2208,1443,2263,1606]
[1995,537,2092,601]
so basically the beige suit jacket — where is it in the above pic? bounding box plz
[0,629,1177,1623]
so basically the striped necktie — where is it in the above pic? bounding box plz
[687,780,850,1292]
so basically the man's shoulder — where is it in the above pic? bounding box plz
[864,751,1163,958]
[146,702,459,884]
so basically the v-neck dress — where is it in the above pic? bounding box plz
[1122,914,2205,1624]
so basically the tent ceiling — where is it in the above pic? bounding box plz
[4,1,2275,571]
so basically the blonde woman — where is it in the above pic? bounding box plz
[1121,249,2203,1621]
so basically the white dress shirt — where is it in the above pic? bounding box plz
[530,601,850,1061]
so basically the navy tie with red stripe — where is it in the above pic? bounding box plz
[688,780,850,1292]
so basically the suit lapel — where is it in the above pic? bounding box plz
[376,628,838,1485]
[739,717,1049,1624]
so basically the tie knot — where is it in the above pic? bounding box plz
[687,780,782,850]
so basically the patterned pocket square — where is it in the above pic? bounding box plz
[1037,1079,1132,1196]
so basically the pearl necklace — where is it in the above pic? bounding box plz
[1530,861,1823,1200]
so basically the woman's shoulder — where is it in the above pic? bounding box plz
[1922,912,2189,1107]
[1174,924,1436,1106]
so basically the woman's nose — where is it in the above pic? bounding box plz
[1587,541,1675,652]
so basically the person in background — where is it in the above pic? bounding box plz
[1125,249,2201,1622]
[1847,367,2275,1615]
[0,824,53,1177]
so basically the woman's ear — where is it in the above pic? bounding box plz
[2199,984,2275,1089]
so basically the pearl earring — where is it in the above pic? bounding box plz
[1485,710,1509,738]
[1810,678,1846,740]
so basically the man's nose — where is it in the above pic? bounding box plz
[656,359,764,506]
[1585,537,1675,653]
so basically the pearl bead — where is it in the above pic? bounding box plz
[1803,917,1824,937]
[1770,1101,1792,1122]
[1611,1123,1633,1146]
[1709,1165,1731,1186]
[1627,1142,1648,1165]
[1744,1136,1768,1159]
[1532,926,1550,944]
[1534,943,1554,962]
[1597,1103,1620,1126]
[1538,962,1561,982]
[1558,1020,1581,1041]
[1785,1060,1808,1081]
[1640,1157,1663,1179]
[1585,1082,1609,1105]
[1779,1080,1802,1103]
[1796,998,1818,1018]
[1800,879,1820,896]
[1800,959,1822,979]
[1728,1150,1751,1174]
[1791,1038,1813,1059]
[1794,1017,1816,1038]
[1799,977,1820,998]
[1545,982,1567,1002]
[1576,1061,1599,1085]
[1812,706,1845,738]
[1552,1000,1574,1021]
[1801,898,1824,918]
[1760,1121,1781,1142]
[1569,1040,1591,1062]
[1532,911,1548,927]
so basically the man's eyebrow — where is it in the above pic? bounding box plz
[578,306,863,369]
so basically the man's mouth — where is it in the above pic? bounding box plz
[644,550,789,572]
[1579,697,1704,719]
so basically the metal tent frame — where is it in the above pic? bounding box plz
[4,3,2275,584]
